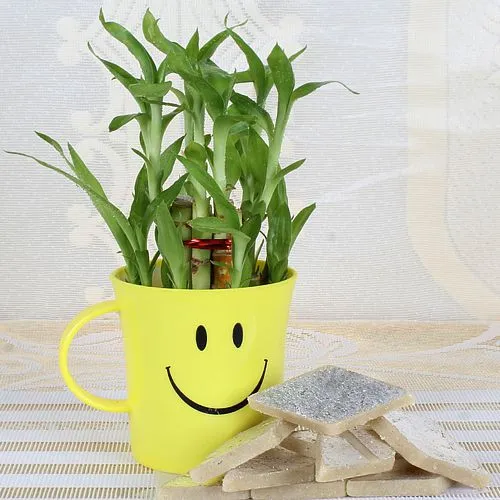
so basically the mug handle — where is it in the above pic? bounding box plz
[59,300,129,413]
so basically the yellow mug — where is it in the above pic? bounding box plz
[59,265,297,473]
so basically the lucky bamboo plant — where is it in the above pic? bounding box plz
[7,10,356,289]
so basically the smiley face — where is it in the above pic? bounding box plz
[166,322,268,416]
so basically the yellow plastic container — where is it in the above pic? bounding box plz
[59,265,297,473]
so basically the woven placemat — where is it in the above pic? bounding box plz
[0,321,498,499]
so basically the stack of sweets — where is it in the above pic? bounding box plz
[156,366,490,499]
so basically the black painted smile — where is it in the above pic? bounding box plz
[165,359,268,415]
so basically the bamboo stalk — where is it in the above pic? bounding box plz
[212,249,232,288]
[170,197,193,289]
[188,91,212,289]
[191,198,212,289]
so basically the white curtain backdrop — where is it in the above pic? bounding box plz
[1,0,499,321]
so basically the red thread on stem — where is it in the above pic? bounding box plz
[184,238,232,250]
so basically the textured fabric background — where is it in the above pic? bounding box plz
[1,0,499,321]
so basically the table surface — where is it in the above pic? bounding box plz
[0,319,499,499]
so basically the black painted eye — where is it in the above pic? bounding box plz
[196,325,207,351]
[232,323,243,348]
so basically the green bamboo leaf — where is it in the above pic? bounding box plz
[255,237,265,263]
[190,217,250,243]
[108,113,145,132]
[268,260,288,284]
[163,102,181,108]
[199,61,234,109]
[289,45,307,62]
[213,114,253,192]
[186,29,200,60]
[142,173,189,237]
[223,69,237,111]
[99,9,156,82]
[67,144,107,199]
[276,158,306,179]
[88,43,138,87]
[267,44,295,106]
[205,145,214,169]
[230,92,274,138]
[240,200,253,220]
[198,17,247,61]
[160,257,173,288]
[198,31,229,61]
[291,203,316,249]
[188,78,225,119]
[242,200,266,220]
[263,49,304,102]
[129,166,149,226]
[129,81,172,99]
[143,10,196,77]
[263,67,274,103]
[225,137,243,191]
[291,80,359,102]
[268,176,289,214]
[160,135,185,184]
[134,248,151,278]
[178,156,240,229]
[213,115,252,149]
[267,203,292,283]
[139,132,147,152]
[5,151,138,251]
[161,106,184,135]
[240,213,263,283]
[185,141,207,165]
[241,213,262,244]
[241,128,268,197]
[157,57,170,82]
[131,148,152,168]
[170,88,189,108]
[88,43,146,112]
[234,69,252,84]
[227,30,266,105]
[35,132,66,157]
[142,9,177,54]
[35,132,76,176]
[149,250,161,273]
[235,47,305,84]
[155,201,189,289]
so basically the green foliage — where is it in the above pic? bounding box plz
[226,29,266,105]
[129,81,172,99]
[6,9,357,288]
[99,9,156,82]
[141,173,189,239]
[155,201,189,289]
[109,113,145,132]
[267,202,292,283]
[230,93,274,139]
[160,136,185,184]
[267,44,295,106]
[291,203,316,249]
[178,157,239,230]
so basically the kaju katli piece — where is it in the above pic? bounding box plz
[346,457,454,497]
[316,427,395,482]
[250,479,346,500]
[189,418,296,484]
[156,475,250,500]
[369,410,490,489]
[248,365,414,435]
[281,429,317,458]
[222,447,314,492]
